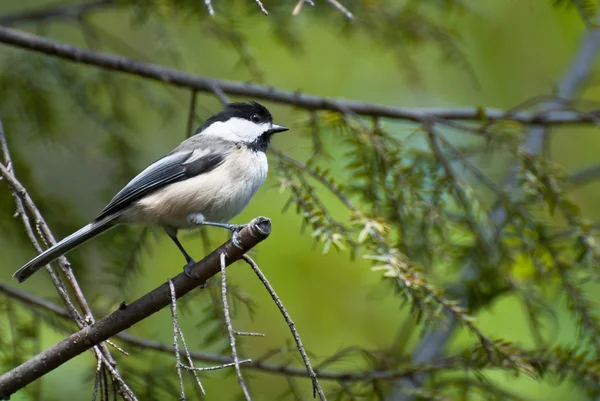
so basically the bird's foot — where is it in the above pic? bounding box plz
[186,213,247,250]
[183,258,206,288]
[230,225,246,250]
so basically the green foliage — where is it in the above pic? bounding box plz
[1,1,599,401]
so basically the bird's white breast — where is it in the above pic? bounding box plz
[127,147,268,228]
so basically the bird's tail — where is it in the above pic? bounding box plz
[13,216,118,283]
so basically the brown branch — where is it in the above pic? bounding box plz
[0,26,597,126]
[0,217,272,399]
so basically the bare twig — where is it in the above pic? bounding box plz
[325,0,353,19]
[185,89,198,138]
[210,83,231,104]
[181,359,252,371]
[293,0,315,15]
[169,280,188,401]
[0,26,597,126]
[220,252,253,400]
[253,0,269,15]
[170,279,206,395]
[203,0,215,16]
[242,254,327,401]
[293,1,305,16]
[234,331,266,337]
[106,340,129,356]
[92,357,103,401]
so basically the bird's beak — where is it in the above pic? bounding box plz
[269,124,289,135]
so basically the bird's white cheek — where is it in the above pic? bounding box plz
[202,118,269,142]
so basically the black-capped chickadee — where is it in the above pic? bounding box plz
[13,101,288,283]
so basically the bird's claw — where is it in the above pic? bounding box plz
[183,259,206,288]
[231,230,243,250]
[230,224,246,250]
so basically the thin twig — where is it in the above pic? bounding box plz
[106,340,129,356]
[253,0,269,15]
[293,0,316,15]
[181,359,252,371]
[185,89,198,138]
[220,252,253,400]
[210,83,231,104]
[176,319,205,393]
[92,357,102,401]
[292,0,305,16]
[169,279,206,396]
[234,331,266,337]
[203,0,215,16]
[325,0,353,19]
[242,254,327,401]
[169,280,187,401]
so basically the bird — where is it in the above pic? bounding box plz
[13,101,288,283]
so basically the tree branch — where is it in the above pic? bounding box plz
[0,217,272,399]
[0,26,597,126]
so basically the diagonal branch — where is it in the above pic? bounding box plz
[0,26,597,126]
[0,217,272,399]
[242,254,327,401]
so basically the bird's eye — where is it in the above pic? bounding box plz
[251,114,261,123]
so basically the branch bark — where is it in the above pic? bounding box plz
[0,26,597,126]
[0,217,271,399]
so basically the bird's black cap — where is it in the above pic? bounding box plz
[195,101,273,135]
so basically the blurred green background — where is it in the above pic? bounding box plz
[1,1,598,400]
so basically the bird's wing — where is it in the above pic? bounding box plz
[95,148,225,220]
